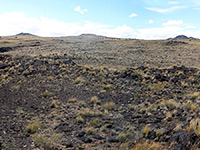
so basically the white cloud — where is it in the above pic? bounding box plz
[148,20,153,24]
[74,6,88,14]
[129,13,138,17]
[0,12,199,40]
[169,1,180,5]
[186,25,196,29]
[163,20,183,26]
[146,6,186,13]
[0,12,137,37]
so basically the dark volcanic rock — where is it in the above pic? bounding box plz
[169,131,199,150]
[164,40,187,46]
[77,131,86,137]
[0,47,13,53]
[66,142,73,148]
[83,137,93,143]
[0,64,9,69]
[108,138,119,143]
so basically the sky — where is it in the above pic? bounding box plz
[0,0,200,39]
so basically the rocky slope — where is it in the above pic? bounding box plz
[1,53,200,149]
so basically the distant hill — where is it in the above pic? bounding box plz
[16,32,37,37]
[79,34,98,37]
[168,35,197,40]
[79,34,107,39]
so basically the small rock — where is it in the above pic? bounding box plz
[66,142,73,148]
[108,138,119,143]
[77,131,86,137]
[93,134,104,140]
[106,124,112,128]
[148,131,156,139]
[83,137,92,143]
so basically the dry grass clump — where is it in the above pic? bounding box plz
[76,115,84,123]
[89,118,102,128]
[128,104,136,111]
[85,127,96,135]
[32,129,63,149]
[184,101,197,111]
[25,120,42,134]
[181,81,188,88]
[49,100,60,108]
[142,125,151,137]
[148,81,165,94]
[118,132,132,143]
[186,118,200,137]
[73,76,86,84]
[156,129,164,137]
[67,97,77,103]
[42,91,53,98]
[103,84,113,91]
[47,76,54,81]
[186,92,200,99]
[165,112,173,122]
[102,101,116,111]
[190,103,197,111]
[10,85,20,90]
[160,99,179,110]
[90,96,101,105]
[133,141,168,150]
[79,108,103,117]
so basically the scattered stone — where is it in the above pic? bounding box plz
[83,137,92,143]
[108,138,119,143]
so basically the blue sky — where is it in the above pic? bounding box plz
[0,0,199,39]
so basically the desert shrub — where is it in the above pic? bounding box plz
[25,121,42,134]
[165,112,173,122]
[76,115,84,123]
[142,125,151,137]
[133,141,168,150]
[33,130,63,149]
[181,81,188,87]
[16,107,24,114]
[128,104,136,111]
[68,97,77,103]
[42,91,53,98]
[156,129,164,137]
[102,102,116,111]
[148,81,165,94]
[11,85,20,90]
[190,103,197,111]
[187,118,200,137]
[160,99,179,110]
[138,107,146,114]
[89,118,102,128]
[85,127,96,135]
[49,100,60,108]
[118,132,132,143]
[184,101,197,111]
[103,84,113,91]
[47,76,54,81]
[79,108,103,117]
[73,77,86,84]
[90,96,101,105]
[186,92,200,99]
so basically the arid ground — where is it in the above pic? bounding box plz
[1,34,200,149]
